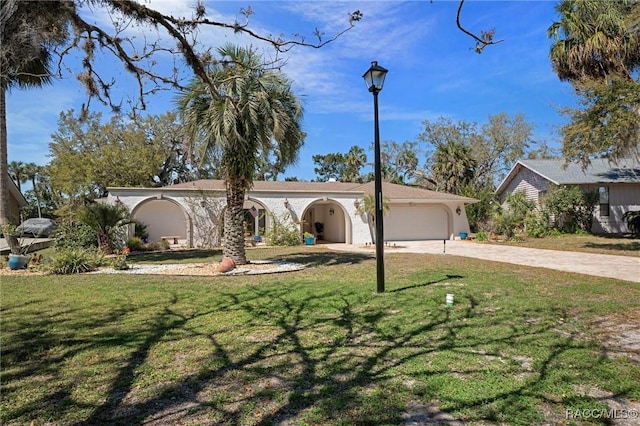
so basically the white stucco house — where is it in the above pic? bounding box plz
[107,180,477,248]
[495,158,640,234]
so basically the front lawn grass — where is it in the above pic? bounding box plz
[488,233,640,257]
[2,247,638,425]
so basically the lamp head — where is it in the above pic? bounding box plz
[363,61,388,93]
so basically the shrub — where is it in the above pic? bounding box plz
[264,213,302,246]
[524,212,552,238]
[132,220,149,241]
[79,203,131,254]
[475,231,489,241]
[53,221,97,250]
[144,241,163,251]
[126,237,145,252]
[541,185,597,233]
[623,210,640,237]
[48,249,102,274]
[109,254,129,271]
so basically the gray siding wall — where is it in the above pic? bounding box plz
[502,167,549,204]
[581,183,640,234]
[502,165,640,234]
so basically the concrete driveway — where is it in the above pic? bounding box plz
[327,240,639,283]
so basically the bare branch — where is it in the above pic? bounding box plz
[456,0,503,53]
[2,0,361,116]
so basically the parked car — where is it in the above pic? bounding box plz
[15,218,56,238]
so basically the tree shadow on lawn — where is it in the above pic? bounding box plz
[127,248,373,267]
[583,241,640,253]
[263,250,374,268]
[389,274,464,293]
[3,281,636,425]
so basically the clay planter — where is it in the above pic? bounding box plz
[217,257,236,273]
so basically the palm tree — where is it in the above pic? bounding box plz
[23,162,42,217]
[430,140,476,194]
[355,193,390,244]
[8,160,26,192]
[79,202,130,255]
[547,0,640,161]
[177,44,304,264]
[547,0,640,83]
[342,146,367,183]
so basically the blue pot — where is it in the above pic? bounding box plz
[459,232,468,240]
[8,254,30,270]
[304,237,315,245]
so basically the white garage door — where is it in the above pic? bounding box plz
[385,206,449,240]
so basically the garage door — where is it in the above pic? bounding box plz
[385,206,449,240]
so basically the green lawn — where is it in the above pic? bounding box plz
[2,247,639,425]
[481,233,640,257]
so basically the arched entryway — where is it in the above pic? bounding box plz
[243,198,269,240]
[131,197,191,245]
[301,200,350,243]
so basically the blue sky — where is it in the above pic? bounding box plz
[6,0,576,182]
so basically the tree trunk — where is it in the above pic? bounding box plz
[0,83,22,254]
[368,214,376,244]
[223,177,248,265]
[1,83,12,225]
[97,232,111,255]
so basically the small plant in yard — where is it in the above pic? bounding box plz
[109,253,130,271]
[48,248,102,274]
[126,237,144,252]
[475,230,488,241]
[160,239,171,250]
[264,212,302,246]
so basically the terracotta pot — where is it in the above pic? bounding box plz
[217,257,236,273]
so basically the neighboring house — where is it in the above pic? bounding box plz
[107,180,477,247]
[6,173,27,222]
[495,158,640,234]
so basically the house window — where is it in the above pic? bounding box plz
[598,186,609,217]
[537,190,547,205]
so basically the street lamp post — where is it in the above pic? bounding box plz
[363,61,388,293]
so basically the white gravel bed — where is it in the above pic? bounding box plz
[88,260,305,275]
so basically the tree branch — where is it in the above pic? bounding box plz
[456,0,503,53]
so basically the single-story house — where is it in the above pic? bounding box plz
[107,180,477,247]
[495,158,640,234]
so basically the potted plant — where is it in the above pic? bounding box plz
[2,224,35,270]
[303,232,315,245]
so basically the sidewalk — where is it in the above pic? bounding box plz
[327,240,639,283]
